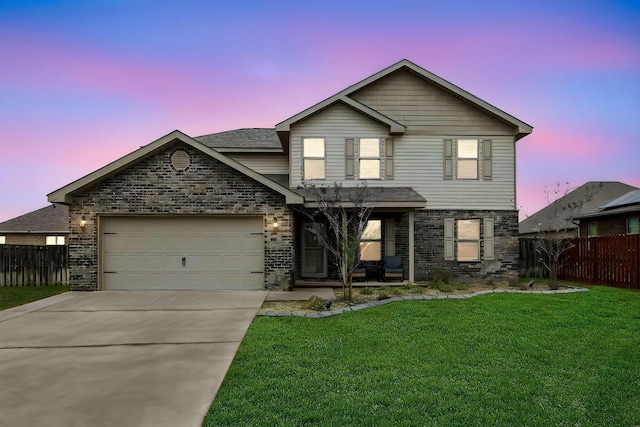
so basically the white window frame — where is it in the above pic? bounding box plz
[444,218,494,261]
[360,219,382,261]
[46,235,65,245]
[0,235,5,245]
[457,219,481,261]
[358,138,381,179]
[457,139,479,180]
[302,138,325,180]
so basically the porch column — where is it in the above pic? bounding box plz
[408,211,415,282]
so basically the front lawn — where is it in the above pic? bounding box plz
[205,286,640,426]
[0,285,69,310]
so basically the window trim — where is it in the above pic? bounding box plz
[444,217,493,262]
[46,235,65,245]
[456,139,479,180]
[457,219,481,262]
[358,138,381,180]
[302,137,326,180]
[360,219,382,261]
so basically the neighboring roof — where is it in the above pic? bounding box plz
[47,130,304,205]
[295,186,426,209]
[576,189,640,220]
[519,182,638,235]
[0,204,69,233]
[195,128,283,153]
[600,189,640,210]
[275,59,533,140]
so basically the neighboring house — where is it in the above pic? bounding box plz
[575,189,640,237]
[519,182,638,239]
[0,204,69,245]
[48,59,533,291]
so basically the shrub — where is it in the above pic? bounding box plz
[380,286,401,296]
[455,282,469,291]
[360,287,373,295]
[306,295,328,311]
[404,283,425,294]
[429,268,451,284]
[376,291,390,301]
[434,279,452,293]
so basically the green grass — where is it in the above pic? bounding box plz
[0,285,69,310]
[204,286,640,426]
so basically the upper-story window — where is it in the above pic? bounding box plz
[303,138,325,180]
[628,217,639,235]
[444,139,492,180]
[346,138,391,180]
[588,222,598,237]
[359,138,380,179]
[457,139,478,179]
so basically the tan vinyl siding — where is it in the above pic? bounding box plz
[393,135,515,210]
[289,105,516,210]
[290,103,389,185]
[227,154,289,175]
[351,69,516,136]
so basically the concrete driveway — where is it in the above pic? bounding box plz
[0,290,267,427]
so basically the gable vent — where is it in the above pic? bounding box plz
[171,150,191,171]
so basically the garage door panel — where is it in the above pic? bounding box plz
[102,217,265,290]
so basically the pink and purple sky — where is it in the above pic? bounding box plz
[1,0,639,222]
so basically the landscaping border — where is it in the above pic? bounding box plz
[260,287,589,318]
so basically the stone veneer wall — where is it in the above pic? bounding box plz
[67,141,294,291]
[397,209,519,282]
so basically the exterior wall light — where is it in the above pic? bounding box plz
[80,216,87,228]
[273,217,279,229]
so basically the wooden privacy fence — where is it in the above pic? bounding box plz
[0,245,68,287]
[560,235,639,289]
[519,239,548,278]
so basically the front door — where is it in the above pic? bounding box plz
[302,222,327,278]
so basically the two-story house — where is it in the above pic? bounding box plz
[48,59,532,291]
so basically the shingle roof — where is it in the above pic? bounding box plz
[295,186,426,208]
[575,189,640,219]
[195,128,282,152]
[600,189,640,210]
[0,204,69,233]
[519,182,638,235]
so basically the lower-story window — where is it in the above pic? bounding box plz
[444,218,494,261]
[46,236,65,245]
[628,217,639,235]
[457,220,480,261]
[360,219,382,261]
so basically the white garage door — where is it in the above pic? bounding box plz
[101,216,264,290]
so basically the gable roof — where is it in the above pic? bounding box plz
[519,181,638,235]
[0,204,69,234]
[195,128,283,153]
[275,59,533,140]
[47,130,304,205]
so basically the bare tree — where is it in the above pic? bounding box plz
[299,182,379,301]
[534,182,594,281]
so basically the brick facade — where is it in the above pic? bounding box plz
[409,209,519,282]
[67,141,294,291]
[579,213,639,237]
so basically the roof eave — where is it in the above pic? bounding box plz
[47,130,304,206]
